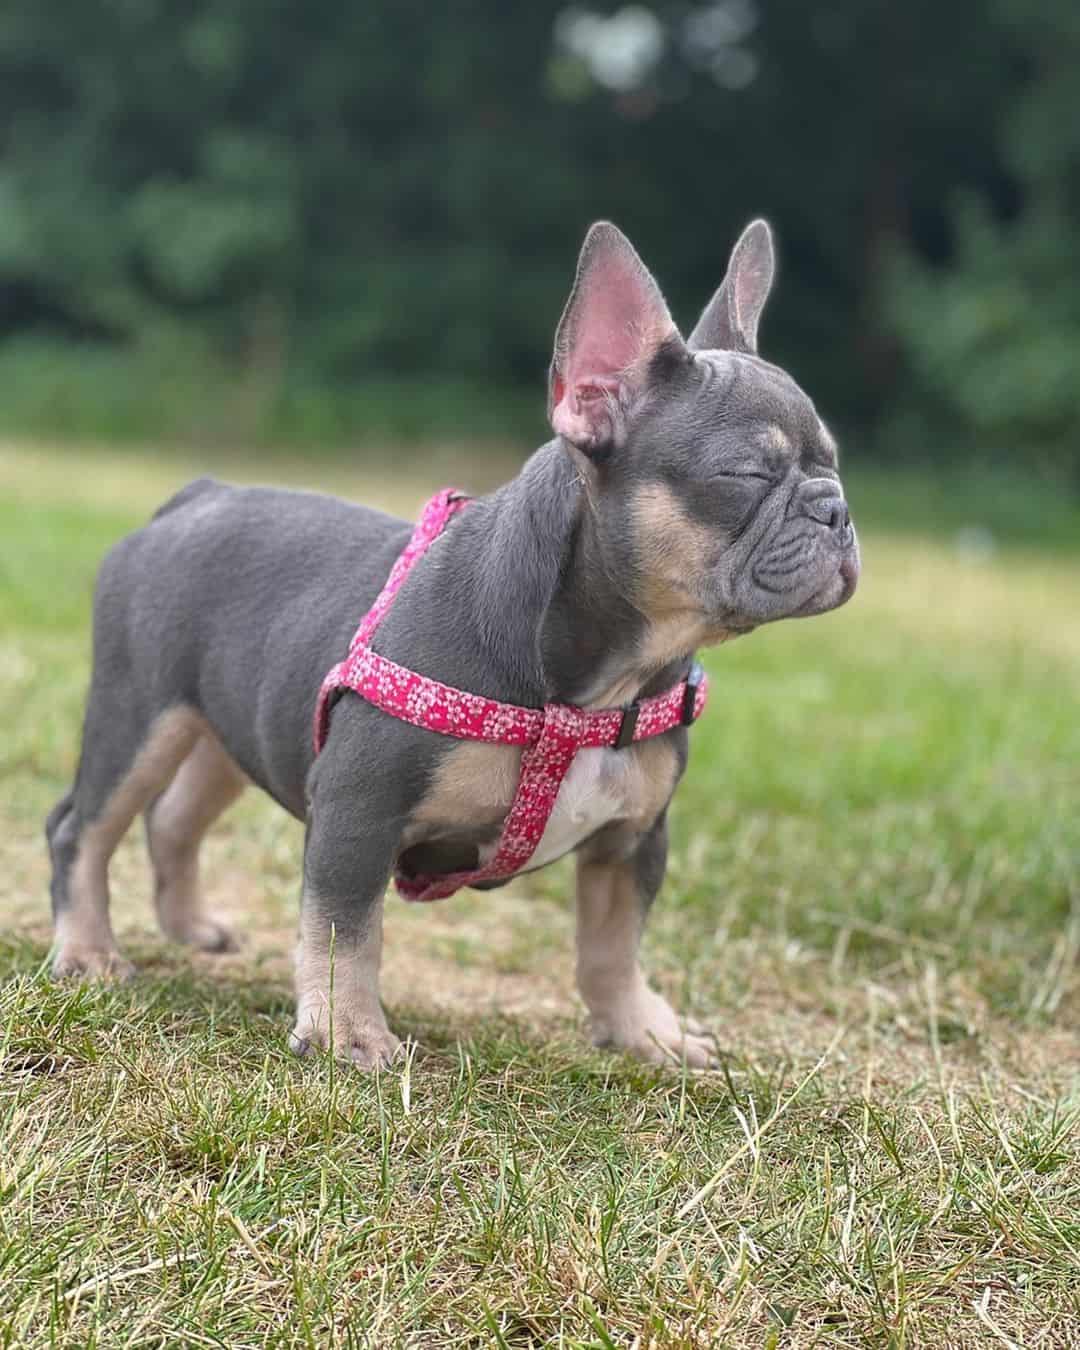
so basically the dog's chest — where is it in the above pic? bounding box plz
[405,734,680,880]
[512,747,634,872]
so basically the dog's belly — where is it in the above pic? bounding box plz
[482,747,633,874]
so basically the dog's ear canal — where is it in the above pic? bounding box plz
[688,218,775,355]
[548,222,683,457]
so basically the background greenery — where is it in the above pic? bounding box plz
[1,0,1079,483]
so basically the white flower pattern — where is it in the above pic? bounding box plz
[313,488,709,902]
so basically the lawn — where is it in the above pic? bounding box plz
[1,438,1078,1348]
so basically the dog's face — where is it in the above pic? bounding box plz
[548,221,859,638]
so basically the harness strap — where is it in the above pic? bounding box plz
[313,488,708,901]
[397,704,586,901]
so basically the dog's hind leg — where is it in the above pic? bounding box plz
[144,732,248,952]
[48,706,202,979]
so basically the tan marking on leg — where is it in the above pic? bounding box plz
[292,894,401,1069]
[54,707,204,979]
[575,856,716,1067]
[146,731,248,950]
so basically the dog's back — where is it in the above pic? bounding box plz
[76,479,410,815]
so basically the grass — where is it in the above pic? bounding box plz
[0,339,541,449]
[1,437,1078,1347]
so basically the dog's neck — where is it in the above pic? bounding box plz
[463,442,702,708]
[545,489,706,707]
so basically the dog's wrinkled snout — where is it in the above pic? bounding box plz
[799,479,853,545]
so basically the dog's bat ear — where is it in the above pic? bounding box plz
[548,222,683,456]
[688,218,775,355]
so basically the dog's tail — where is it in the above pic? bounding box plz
[151,476,221,522]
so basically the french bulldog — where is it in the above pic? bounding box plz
[45,219,859,1068]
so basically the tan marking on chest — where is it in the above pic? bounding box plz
[404,741,520,847]
[526,735,680,870]
[404,735,680,871]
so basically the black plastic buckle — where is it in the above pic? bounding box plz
[681,660,704,727]
[614,701,640,750]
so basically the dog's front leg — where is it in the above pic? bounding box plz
[576,819,716,1068]
[290,795,403,1070]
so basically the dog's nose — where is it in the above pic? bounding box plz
[830,501,854,548]
[800,482,848,529]
[799,481,855,548]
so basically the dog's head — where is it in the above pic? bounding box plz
[548,221,859,640]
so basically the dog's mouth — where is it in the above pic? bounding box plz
[838,549,860,599]
[797,546,860,616]
[759,542,860,622]
[712,527,861,629]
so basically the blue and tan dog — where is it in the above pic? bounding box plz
[46,220,859,1069]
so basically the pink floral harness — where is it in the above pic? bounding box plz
[313,489,709,902]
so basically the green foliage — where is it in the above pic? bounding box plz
[1,0,1066,462]
[850,460,1080,553]
[883,1,1080,484]
[0,337,538,446]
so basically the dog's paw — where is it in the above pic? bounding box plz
[166,915,239,954]
[51,946,136,983]
[590,986,718,1070]
[289,1010,403,1071]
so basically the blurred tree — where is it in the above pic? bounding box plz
[883,0,1080,484]
[0,0,1072,467]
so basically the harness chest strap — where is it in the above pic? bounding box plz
[313,488,709,902]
